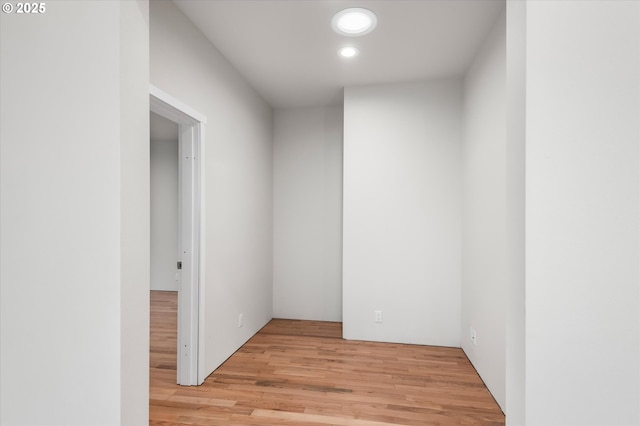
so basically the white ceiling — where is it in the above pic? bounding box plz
[173,0,505,109]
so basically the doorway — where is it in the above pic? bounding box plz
[150,112,179,293]
[150,85,206,386]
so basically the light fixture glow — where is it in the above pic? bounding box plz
[331,8,377,37]
[338,46,359,58]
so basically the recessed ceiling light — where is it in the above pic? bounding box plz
[338,46,359,58]
[331,8,377,37]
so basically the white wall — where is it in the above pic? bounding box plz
[505,0,526,424]
[273,106,343,321]
[150,113,179,292]
[150,0,273,375]
[0,1,149,425]
[119,2,150,424]
[343,80,462,346]
[524,1,640,424]
[461,10,506,411]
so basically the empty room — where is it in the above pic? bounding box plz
[1,1,639,426]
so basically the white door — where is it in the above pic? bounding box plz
[150,85,206,386]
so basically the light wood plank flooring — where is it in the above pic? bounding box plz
[150,291,504,425]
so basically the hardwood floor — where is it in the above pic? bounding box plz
[150,291,505,425]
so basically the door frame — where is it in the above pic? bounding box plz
[150,85,206,386]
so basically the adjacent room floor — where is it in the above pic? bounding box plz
[149,291,505,425]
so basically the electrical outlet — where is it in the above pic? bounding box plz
[470,327,477,346]
[238,313,243,328]
[374,310,383,323]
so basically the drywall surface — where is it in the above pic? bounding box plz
[150,0,273,376]
[119,1,150,424]
[525,1,640,424]
[343,80,462,346]
[0,1,150,425]
[273,106,343,321]
[461,10,506,410]
[505,0,526,424]
[150,114,179,292]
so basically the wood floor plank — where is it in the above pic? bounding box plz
[150,291,504,425]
